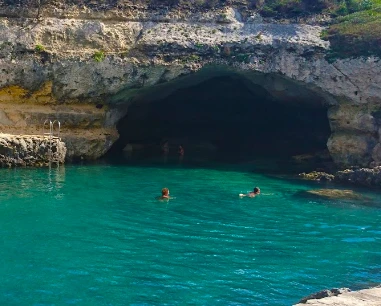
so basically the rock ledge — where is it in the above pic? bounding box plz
[0,133,66,167]
[294,286,381,306]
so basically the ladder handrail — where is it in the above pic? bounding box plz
[43,119,52,137]
[52,120,61,138]
[43,119,61,139]
[42,118,62,163]
[50,121,53,137]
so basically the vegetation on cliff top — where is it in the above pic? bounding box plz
[258,0,381,59]
[323,3,381,59]
[1,0,380,59]
[0,0,377,17]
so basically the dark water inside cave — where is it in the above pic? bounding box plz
[110,76,332,169]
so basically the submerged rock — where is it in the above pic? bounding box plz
[304,189,364,200]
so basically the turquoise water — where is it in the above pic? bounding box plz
[1,160,381,305]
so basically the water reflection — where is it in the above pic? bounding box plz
[47,163,66,200]
[0,164,66,201]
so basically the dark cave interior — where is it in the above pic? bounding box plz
[109,76,331,162]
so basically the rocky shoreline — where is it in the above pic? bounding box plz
[299,167,381,188]
[2,131,381,190]
[294,286,381,305]
[0,133,66,167]
[1,130,381,190]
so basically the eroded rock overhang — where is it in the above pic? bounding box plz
[1,7,381,166]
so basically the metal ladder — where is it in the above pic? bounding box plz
[43,119,61,162]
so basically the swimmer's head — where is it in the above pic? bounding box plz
[253,187,260,194]
[162,188,169,196]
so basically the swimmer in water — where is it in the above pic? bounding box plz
[178,145,184,156]
[157,187,172,200]
[161,141,169,155]
[239,187,260,198]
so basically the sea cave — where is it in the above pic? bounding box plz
[109,72,332,166]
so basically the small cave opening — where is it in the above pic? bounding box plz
[109,75,331,166]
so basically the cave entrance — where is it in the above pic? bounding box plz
[110,75,331,164]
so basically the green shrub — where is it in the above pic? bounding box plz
[257,0,380,18]
[212,45,220,52]
[93,50,105,62]
[261,5,277,17]
[188,54,200,61]
[182,54,201,63]
[260,0,304,18]
[325,5,381,58]
[320,29,329,40]
[235,53,251,63]
[35,44,45,52]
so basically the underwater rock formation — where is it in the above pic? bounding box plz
[302,189,364,201]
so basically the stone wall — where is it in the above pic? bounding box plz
[0,133,66,167]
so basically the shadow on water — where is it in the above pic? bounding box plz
[100,151,268,172]
[102,146,334,173]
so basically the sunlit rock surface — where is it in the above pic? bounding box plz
[335,166,381,187]
[0,133,66,167]
[0,4,381,164]
[294,287,381,306]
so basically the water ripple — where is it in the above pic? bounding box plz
[0,165,380,305]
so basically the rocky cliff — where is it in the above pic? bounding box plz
[0,4,380,166]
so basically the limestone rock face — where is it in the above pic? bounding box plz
[298,171,334,181]
[0,100,118,160]
[327,133,377,167]
[294,287,381,306]
[297,288,351,304]
[0,5,381,164]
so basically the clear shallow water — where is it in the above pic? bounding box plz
[0,160,381,305]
